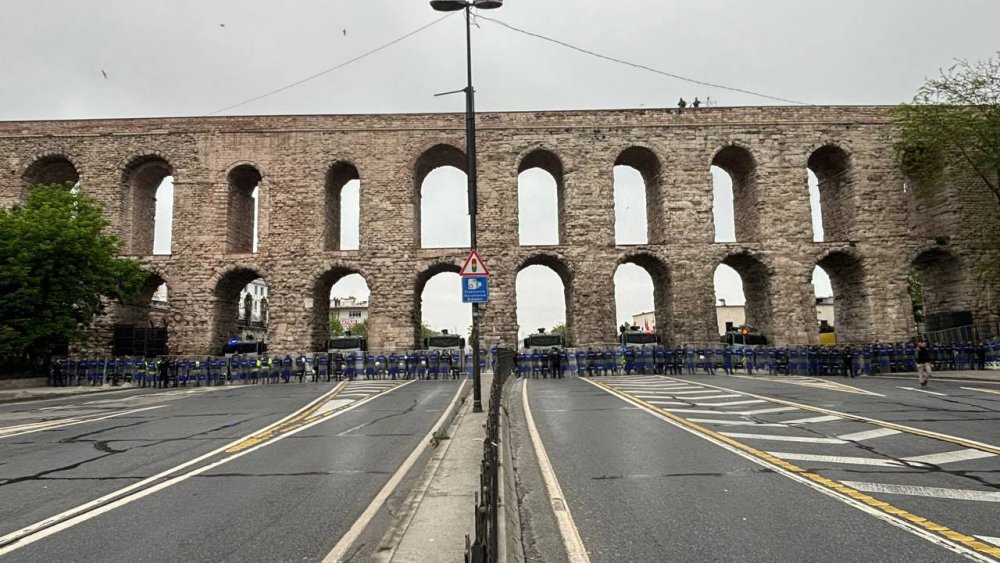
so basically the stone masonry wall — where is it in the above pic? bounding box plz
[0,106,993,355]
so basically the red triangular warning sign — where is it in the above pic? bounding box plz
[459,249,490,276]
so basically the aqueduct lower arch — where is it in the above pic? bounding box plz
[0,107,993,354]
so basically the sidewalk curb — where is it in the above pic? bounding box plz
[0,386,140,405]
[499,376,525,563]
[370,378,473,562]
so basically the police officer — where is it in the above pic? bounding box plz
[722,346,734,375]
[704,347,716,375]
[295,354,306,383]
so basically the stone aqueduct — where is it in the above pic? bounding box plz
[0,106,993,355]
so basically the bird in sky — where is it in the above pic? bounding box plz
[101,70,108,79]
[342,29,347,36]
[220,23,226,28]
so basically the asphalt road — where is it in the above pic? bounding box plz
[513,373,1000,562]
[0,379,463,562]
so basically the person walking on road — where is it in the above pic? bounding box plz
[916,339,933,387]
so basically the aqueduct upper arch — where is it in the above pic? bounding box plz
[0,106,993,354]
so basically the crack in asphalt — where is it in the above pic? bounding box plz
[336,398,418,436]
[0,417,260,486]
[0,452,118,487]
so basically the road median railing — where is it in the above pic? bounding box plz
[466,348,514,563]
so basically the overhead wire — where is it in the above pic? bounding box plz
[207,11,458,116]
[476,14,811,106]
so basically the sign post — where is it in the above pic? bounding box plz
[460,249,490,412]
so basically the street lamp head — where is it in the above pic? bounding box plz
[430,0,503,10]
[430,0,467,11]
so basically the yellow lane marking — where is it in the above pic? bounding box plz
[656,376,1000,457]
[586,379,1000,561]
[963,387,1000,397]
[729,374,884,396]
[225,381,409,453]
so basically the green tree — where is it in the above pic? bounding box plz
[893,53,1000,206]
[0,185,146,362]
[329,316,345,337]
[893,52,1000,296]
[420,323,440,339]
[550,323,567,338]
[351,319,369,338]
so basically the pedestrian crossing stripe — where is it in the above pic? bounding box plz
[729,374,884,397]
[584,378,1000,560]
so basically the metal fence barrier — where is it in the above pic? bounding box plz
[466,348,514,563]
[922,321,1000,345]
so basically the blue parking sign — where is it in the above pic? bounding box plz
[461,276,489,303]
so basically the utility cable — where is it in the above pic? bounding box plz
[208,12,458,116]
[477,14,810,106]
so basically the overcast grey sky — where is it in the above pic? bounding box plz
[5,0,998,343]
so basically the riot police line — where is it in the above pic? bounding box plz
[45,338,1000,387]
[509,339,1000,379]
[47,349,498,388]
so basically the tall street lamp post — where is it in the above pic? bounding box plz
[430,0,502,413]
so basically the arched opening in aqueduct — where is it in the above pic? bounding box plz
[712,146,759,243]
[324,162,360,251]
[415,264,471,348]
[808,145,856,243]
[123,156,173,255]
[226,164,262,254]
[813,251,871,344]
[715,252,773,342]
[516,255,571,345]
[614,146,663,245]
[518,149,563,246]
[614,253,672,342]
[911,248,971,333]
[311,269,371,350]
[415,144,469,249]
[211,268,269,353]
[117,273,170,328]
[22,155,79,195]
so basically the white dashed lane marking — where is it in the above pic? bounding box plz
[688,418,786,428]
[694,399,766,407]
[898,386,948,397]
[903,448,997,466]
[841,482,1000,503]
[719,432,847,445]
[768,452,909,467]
[782,415,842,425]
[837,428,902,441]
[977,536,1000,548]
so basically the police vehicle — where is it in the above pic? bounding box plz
[423,332,466,351]
[523,331,564,351]
[222,338,266,357]
[327,335,367,353]
[423,332,465,379]
[722,326,767,346]
[620,328,659,348]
